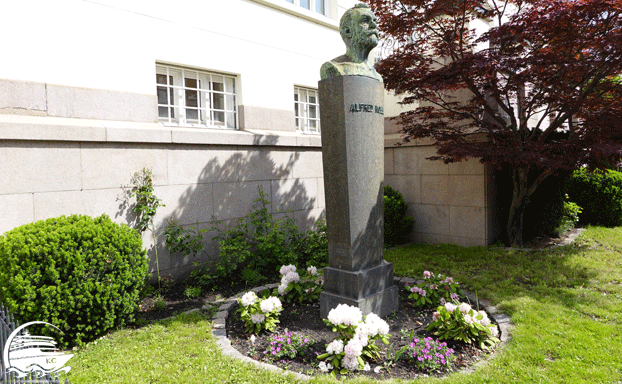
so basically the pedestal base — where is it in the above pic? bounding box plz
[320,261,399,318]
[320,285,399,319]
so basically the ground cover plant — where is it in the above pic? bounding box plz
[67,226,622,383]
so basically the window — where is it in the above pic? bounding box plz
[156,64,237,129]
[285,0,325,15]
[294,87,320,134]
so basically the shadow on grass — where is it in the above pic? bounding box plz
[386,241,598,316]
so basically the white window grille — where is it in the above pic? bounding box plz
[285,0,325,15]
[294,86,320,134]
[156,64,238,129]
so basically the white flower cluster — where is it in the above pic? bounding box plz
[239,291,282,325]
[277,264,301,296]
[327,304,363,327]
[259,296,282,313]
[250,313,265,324]
[318,361,333,372]
[240,291,258,307]
[307,266,318,276]
[323,305,390,371]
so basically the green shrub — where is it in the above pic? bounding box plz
[0,214,148,348]
[294,218,328,268]
[166,188,329,287]
[566,168,622,227]
[384,184,414,247]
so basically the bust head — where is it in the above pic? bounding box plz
[339,3,379,60]
[320,3,382,80]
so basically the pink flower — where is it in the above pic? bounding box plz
[423,271,432,279]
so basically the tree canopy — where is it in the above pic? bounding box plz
[366,0,622,245]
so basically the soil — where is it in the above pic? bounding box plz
[226,290,495,381]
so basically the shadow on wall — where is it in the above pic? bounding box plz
[121,135,324,281]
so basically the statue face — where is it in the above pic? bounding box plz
[349,8,379,50]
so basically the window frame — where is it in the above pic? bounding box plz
[156,64,238,130]
[285,0,325,15]
[294,86,321,135]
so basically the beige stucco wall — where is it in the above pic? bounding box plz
[384,138,496,247]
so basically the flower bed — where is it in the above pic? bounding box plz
[226,287,499,380]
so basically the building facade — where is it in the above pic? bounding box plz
[0,0,497,280]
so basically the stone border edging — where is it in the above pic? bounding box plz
[202,278,514,381]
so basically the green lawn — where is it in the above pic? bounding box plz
[67,226,622,383]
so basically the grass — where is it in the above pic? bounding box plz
[66,226,622,383]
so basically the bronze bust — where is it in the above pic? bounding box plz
[320,3,382,81]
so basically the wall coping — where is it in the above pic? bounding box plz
[0,114,323,148]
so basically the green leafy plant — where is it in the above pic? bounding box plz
[558,194,583,234]
[238,291,282,334]
[164,219,207,259]
[566,168,622,227]
[130,168,165,288]
[263,330,314,361]
[427,302,500,350]
[0,214,148,348]
[274,264,323,305]
[384,184,414,247]
[152,294,166,311]
[294,219,329,268]
[405,271,461,308]
[184,286,202,299]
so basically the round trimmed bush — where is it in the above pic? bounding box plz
[0,214,148,348]
[566,168,622,227]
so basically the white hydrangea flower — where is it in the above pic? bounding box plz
[344,339,363,358]
[363,313,389,336]
[277,283,288,296]
[363,363,370,371]
[327,304,363,327]
[479,316,491,327]
[352,330,369,347]
[250,313,265,324]
[307,265,318,275]
[279,264,297,276]
[463,314,474,324]
[343,356,359,371]
[281,271,300,285]
[444,302,457,313]
[319,361,329,372]
[326,339,344,355]
[259,296,282,313]
[240,291,258,307]
[459,302,472,314]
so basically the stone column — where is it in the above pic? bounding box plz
[318,75,399,318]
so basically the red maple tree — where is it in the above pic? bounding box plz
[366,0,622,246]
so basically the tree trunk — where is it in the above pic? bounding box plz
[506,168,552,247]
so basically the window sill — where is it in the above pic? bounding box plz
[0,114,322,148]
[248,0,339,30]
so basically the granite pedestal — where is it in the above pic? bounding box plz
[318,75,398,318]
